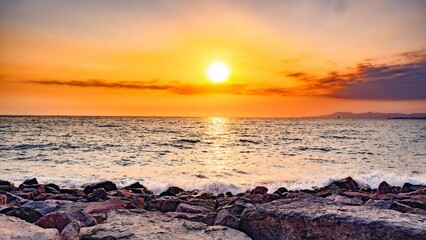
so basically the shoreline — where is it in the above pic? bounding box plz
[1,176,425,239]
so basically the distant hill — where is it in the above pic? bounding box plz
[307,112,426,119]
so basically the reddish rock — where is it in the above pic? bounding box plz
[0,194,6,205]
[84,198,125,214]
[15,191,35,200]
[126,197,146,209]
[34,193,47,201]
[61,220,81,240]
[83,181,117,194]
[160,197,182,212]
[185,198,216,211]
[111,189,133,197]
[176,203,210,214]
[242,193,270,203]
[250,186,268,194]
[214,209,240,229]
[35,211,96,232]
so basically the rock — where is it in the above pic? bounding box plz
[22,200,58,215]
[397,199,426,210]
[34,193,47,201]
[242,192,270,203]
[160,197,182,212]
[47,193,81,201]
[240,195,426,240]
[23,177,39,185]
[122,182,150,193]
[225,191,234,197]
[35,211,96,232]
[5,207,43,223]
[46,183,61,191]
[0,190,29,205]
[86,188,108,202]
[176,203,210,214]
[159,186,185,197]
[342,191,372,202]
[378,181,399,194]
[60,188,85,197]
[402,183,426,193]
[0,179,17,191]
[214,209,240,229]
[61,220,81,240]
[15,191,35,200]
[316,184,343,197]
[81,209,250,240]
[0,194,6,205]
[250,186,268,194]
[165,211,217,225]
[125,197,146,209]
[83,181,117,194]
[333,177,359,191]
[44,186,59,194]
[325,194,363,205]
[274,187,288,195]
[84,198,125,214]
[0,214,60,240]
[364,199,395,209]
[186,198,216,211]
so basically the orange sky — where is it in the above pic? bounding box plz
[1,1,425,117]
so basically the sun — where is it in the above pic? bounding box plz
[207,61,230,83]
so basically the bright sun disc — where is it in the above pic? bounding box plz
[207,62,230,83]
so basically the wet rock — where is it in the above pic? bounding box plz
[165,211,217,225]
[333,177,359,191]
[225,191,234,197]
[46,183,60,191]
[44,186,59,194]
[0,194,6,205]
[316,183,344,197]
[342,191,372,202]
[274,187,288,195]
[364,199,395,209]
[61,220,81,240]
[122,181,151,194]
[81,209,250,240]
[242,192,270,203]
[176,203,210,214]
[125,197,146,209]
[86,188,108,202]
[402,183,426,193]
[84,197,125,214]
[325,194,363,205]
[22,200,58,215]
[214,209,240,229]
[60,188,85,197]
[378,181,399,194]
[5,207,43,223]
[159,186,185,197]
[83,181,117,194]
[240,195,426,240]
[35,210,96,232]
[23,177,39,185]
[0,179,17,191]
[0,214,60,240]
[360,184,373,192]
[250,186,268,194]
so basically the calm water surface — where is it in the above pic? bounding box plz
[0,116,425,193]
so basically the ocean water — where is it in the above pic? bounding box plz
[0,116,425,193]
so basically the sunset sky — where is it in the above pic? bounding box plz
[1,0,425,117]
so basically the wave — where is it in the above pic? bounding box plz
[3,171,425,195]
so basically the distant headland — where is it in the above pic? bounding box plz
[308,112,426,119]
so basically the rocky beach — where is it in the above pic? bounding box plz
[0,177,425,240]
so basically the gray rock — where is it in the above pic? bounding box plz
[0,214,60,240]
[81,209,250,240]
[165,211,217,225]
[22,200,58,215]
[240,195,426,240]
[214,209,240,229]
[61,220,81,240]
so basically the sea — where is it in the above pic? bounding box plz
[0,116,425,193]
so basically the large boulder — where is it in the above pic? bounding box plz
[159,186,185,197]
[61,220,81,240]
[81,209,250,240]
[240,195,426,240]
[35,210,97,232]
[5,207,43,223]
[83,181,117,194]
[0,214,60,240]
